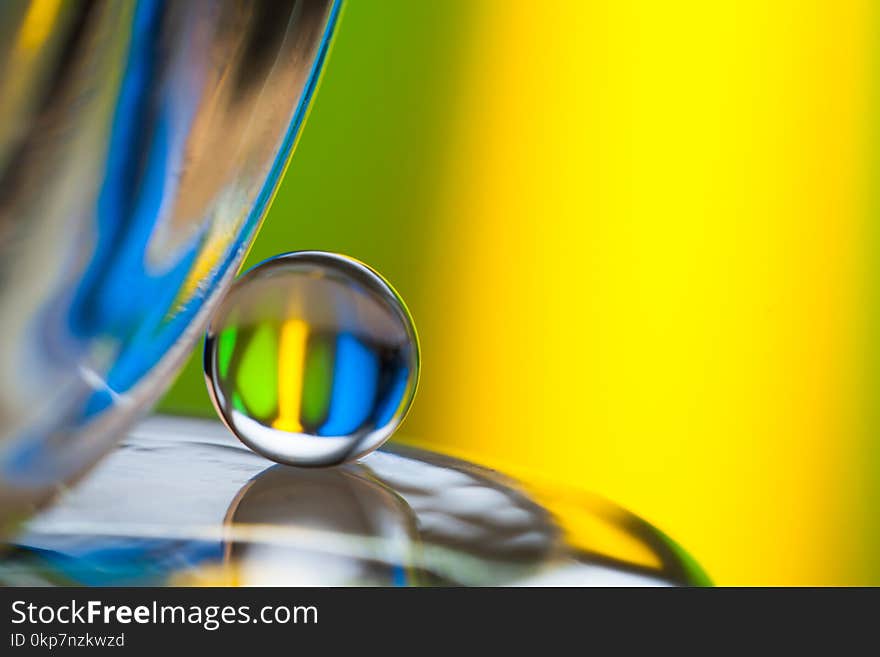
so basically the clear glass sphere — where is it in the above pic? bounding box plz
[204,251,419,467]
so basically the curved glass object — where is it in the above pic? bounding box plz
[204,252,420,467]
[1,416,711,586]
[0,0,342,528]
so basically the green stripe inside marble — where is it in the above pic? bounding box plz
[301,334,334,428]
[235,323,278,420]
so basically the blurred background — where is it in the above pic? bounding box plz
[159,1,880,585]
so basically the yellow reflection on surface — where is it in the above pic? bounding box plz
[528,484,663,573]
[169,564,239,587]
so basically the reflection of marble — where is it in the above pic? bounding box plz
[224,466,420,586]
[0,416,709,586]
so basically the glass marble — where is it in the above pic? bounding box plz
[204,251,420,467]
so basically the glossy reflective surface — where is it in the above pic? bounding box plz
[0,0,340,525]
[205,252,420,466]
[0,417,709,586]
